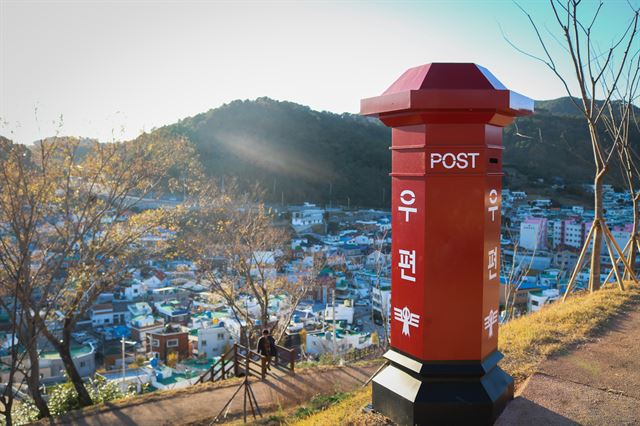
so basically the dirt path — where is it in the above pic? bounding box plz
[35,362,380,426]
[497,305,640,425]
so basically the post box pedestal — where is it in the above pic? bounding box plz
[360,63,533,426]
[373,350,513,425]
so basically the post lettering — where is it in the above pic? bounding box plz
[398,189,417,222]
[398,249,416,282]
[429,152,480,170]
[487,189,499,222]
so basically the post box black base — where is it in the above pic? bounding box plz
[372,349,513,426]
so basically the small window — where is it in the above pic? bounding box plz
[201,340,207,347]
[167,339,179,348]
[80,361,86,368]
[217,333,225,340]
[152,339,160,348]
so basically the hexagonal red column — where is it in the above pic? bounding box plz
[361,63,533,425]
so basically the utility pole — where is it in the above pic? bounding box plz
[121,337,135,392]
[121,337,126,390]
[332,288,337,358]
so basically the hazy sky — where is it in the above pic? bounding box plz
[1,0,638,143]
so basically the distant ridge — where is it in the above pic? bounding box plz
[156,96,637,206]
[535,97,585,117]
[3,97,636,207]
[157,97,392,207]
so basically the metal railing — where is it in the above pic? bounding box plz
[195,343,297,385]
[343,344,383,363]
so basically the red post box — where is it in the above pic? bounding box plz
[361,63,533,425]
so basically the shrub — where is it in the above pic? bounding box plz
[166,352,179,368]
[10,375,136,425]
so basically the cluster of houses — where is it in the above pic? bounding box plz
[499,185,636,317]
[2,186,634,393]
[0,203,391,392]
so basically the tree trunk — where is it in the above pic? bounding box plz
[40,317,94,407]
[57,336,93,407]
[3,397,14,426]
[590,175,604,292]
[262,306,269,334]
[25,339,50,418]
[21,314,50,419]
[626,197,639,281]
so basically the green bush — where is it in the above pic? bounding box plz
[318,353,339,365]
[9,376,135,425]
[9,399,39,425]
[292,405,316,419]
[290,391,350,421]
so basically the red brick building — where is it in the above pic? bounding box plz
[146,324,189,362]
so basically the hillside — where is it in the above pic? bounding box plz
[157,96,636,207]
[157,98,391,207]
[4,97,635,207]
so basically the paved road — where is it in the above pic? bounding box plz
[34,362,380,426]
[497,305,640,425]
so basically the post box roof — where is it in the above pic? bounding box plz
[382,63,506,94]
[361,63,533,125]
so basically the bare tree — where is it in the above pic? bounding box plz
[502,239,544,321]
[0,275,45,425]
[602,55,640,285]
[508,1,640,296]
[0,134,197,408]
[0,140,59,418]
[178,181,310,348]
[371,228,391,349]
[271,252,328,344]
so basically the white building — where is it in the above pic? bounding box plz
[1,343,97,385]
[143,275,164,289]
[90,304,115,327]
[372,279,391,325]
[528,289,560,312]
[519,218,548,251]
[123,281,144,300]
[551,220,589,249]
[365,251,390,270]
[191,323,233,359]
[347,235,373,246]
[128,302,152,317]
[291,203,324,229]
[324,302,354,325]
[305,330,374,356]
[572,206,584,215]
[609,225,632,254]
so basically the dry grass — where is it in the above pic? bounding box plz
[291,288,640,426]
[291,385,389,426]
[499,287,640,384]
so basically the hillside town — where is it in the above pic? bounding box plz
[1,183,634,395]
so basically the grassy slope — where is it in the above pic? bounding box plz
[290,288,640,426]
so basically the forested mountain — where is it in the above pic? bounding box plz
[157,97,637,207]
[4,97,635,208]
[157,98,391,207]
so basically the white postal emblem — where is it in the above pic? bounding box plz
[393,306,420,336]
